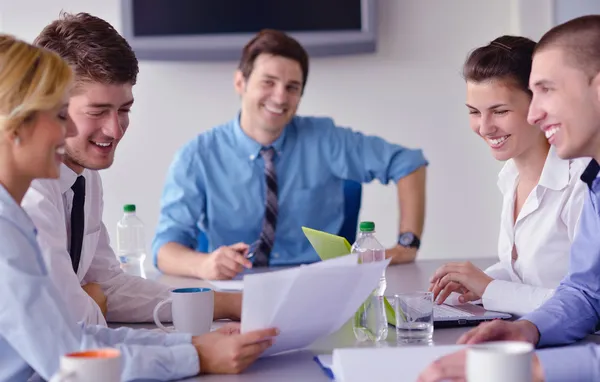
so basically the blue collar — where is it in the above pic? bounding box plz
[232,112,289,161]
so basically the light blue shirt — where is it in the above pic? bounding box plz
[523,159,600,382]
[153,115,428,266]
[0,185,199,381]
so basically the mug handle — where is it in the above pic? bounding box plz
[153,298,174,332]
[49,370,76,382]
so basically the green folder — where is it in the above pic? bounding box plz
[302,226,400,326]
[301,226,352,260]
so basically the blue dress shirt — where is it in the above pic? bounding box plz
[153,115,428,266]
[523,159,600,382]
[0,185,199,381]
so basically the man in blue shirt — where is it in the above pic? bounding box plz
[418,15,600,382]
[154,29,429,280]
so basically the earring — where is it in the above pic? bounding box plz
[13,136,20,146]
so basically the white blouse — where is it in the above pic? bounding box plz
[481,147,588,316]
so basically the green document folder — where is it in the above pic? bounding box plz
[301,226,399,326]
[301,226,352,260]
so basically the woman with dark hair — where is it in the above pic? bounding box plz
[429,36,587,316]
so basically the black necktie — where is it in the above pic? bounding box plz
[70,176,86,273]
[254,148,278,267]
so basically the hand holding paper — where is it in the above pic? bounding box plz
[240,254,391,356]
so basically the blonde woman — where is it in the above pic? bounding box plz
[0,35,277,382]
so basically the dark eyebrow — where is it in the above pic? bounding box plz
[465,103,507,110]
[263,74,302,87]
[87,99,134,109]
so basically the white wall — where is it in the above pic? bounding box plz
[0,0,557,265]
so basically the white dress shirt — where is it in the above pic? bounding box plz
[0,184,198,382]
[22,164,174,325]
[481,147,588,316]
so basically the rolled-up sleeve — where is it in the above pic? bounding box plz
[319,118,428,184]
[152,140,206,266]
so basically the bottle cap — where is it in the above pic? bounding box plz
[123,204,136,213]
[359,221,375,232]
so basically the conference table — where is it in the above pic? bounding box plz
[118,258,600,381]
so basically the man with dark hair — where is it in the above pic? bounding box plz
[419,15,600,382]
[154,29,429,280]
[22,12,241,327]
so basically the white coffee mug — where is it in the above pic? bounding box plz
[153,287,214,335]
[49,348,121,382]
[466,341,534,382]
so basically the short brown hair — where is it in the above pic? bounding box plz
[238,29,309,90]
[535,15,600,78]
[34,12,138,85]
[463,35,535,95]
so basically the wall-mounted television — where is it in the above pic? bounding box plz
[120,0,377,61]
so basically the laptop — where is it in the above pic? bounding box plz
[302,227,512,328]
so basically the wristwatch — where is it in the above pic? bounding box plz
[398,232,421,250]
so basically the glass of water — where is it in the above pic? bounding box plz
[393,292,434,343]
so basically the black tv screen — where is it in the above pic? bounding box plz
[132,0,362,37]
[121,0,377,61]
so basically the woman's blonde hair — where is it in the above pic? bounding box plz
[0,34,72,135]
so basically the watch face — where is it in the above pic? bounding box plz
[399,233,415,246]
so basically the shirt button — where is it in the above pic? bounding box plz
[272,253,280,258]
[249,155,255,160]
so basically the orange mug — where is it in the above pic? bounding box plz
[49,348,121,382]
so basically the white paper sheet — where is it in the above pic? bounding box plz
[240,254,391,357]
[330,345,465,382]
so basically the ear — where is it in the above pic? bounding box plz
[234,70,247,96]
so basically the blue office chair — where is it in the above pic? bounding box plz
[196,180,362,252]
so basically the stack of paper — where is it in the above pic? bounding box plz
[240,254,391,356]
[316,345,465,381]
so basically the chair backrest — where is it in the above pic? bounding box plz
[339,179,362,244]
[196,179,362,251]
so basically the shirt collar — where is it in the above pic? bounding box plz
[498,146,571,193]
[0,183,36,235]
[537,146,571,191]
[580,159,600,189]
[58,163,83,194]
[232,112,288,161]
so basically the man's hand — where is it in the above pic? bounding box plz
[458,320,540,345]
[417,348,545,382]
[192,325,279,374]
[82,282,107,317]
[429,261,493,304]
[386,245,417,264]
[198,243,252,280]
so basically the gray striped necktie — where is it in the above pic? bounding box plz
[254,147,278,267]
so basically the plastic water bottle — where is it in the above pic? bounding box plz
[116,204,146,278]
[352,221,388,342]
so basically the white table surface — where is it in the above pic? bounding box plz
[114,258,600,381]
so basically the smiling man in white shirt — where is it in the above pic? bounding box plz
[21,12,241,326]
